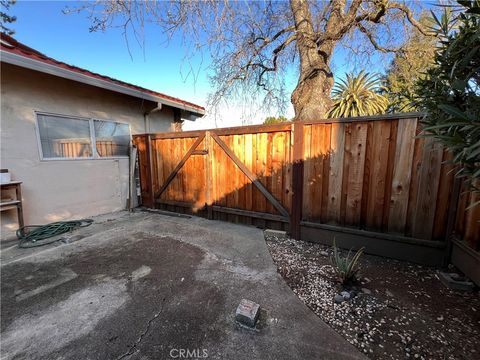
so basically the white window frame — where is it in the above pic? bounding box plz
[34,111,132,161]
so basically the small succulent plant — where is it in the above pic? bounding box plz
[330,239,364,285]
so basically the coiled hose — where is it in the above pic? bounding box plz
[16,219,93,248]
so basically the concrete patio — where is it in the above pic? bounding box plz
[1,210,364,359]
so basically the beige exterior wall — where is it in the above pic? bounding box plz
[1,63,176,239]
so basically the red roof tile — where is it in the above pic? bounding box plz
[0,33,205,112]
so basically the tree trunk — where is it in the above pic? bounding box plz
[290,0,334,121]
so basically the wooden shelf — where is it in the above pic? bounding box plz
[0,182,24,227]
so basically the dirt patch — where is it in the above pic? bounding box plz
[265,235,480,360]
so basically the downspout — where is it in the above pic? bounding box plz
[143,102,162,133]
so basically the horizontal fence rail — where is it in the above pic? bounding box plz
[133,114,479,266]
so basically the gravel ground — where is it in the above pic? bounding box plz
[265,234,480,360]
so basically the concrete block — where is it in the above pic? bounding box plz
[235,299,260,328]
[264,229,287,240]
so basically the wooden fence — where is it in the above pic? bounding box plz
[133,113,479,267]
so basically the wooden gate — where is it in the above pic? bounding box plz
[134,124,292,230]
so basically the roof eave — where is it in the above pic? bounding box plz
[1,50,206,117]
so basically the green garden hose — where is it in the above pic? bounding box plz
[16,219,93,248]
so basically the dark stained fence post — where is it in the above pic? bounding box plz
[291,122,304,239]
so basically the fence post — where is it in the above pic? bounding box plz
[145,134,155,208]
[291,122,304,239]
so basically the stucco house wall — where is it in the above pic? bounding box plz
[0,63,177,239]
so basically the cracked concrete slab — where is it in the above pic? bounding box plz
[1,210,365,360]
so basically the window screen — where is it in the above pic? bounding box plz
[94,120,130,157]
[37,114,93,158]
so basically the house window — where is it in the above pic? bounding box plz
[37,114,93,159]
[36,113,130,160]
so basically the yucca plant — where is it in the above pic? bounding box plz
[328,71,389,118]
[330,240,364,285]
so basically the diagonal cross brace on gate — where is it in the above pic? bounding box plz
[210,133,290,219]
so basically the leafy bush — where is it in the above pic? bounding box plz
[415,1,480,194]
[330,240,364,285]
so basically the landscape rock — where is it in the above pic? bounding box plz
[334,294,345,303]
[361,288,372,295]
[340,291,351,300]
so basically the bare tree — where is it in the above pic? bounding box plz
[70,0,429,121]
[1,0,17,35]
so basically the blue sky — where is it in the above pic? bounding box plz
[7,0,420,129]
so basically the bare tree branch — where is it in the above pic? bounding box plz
[389,1,430,36]
[70,0,435,121]
[357,23,399,53]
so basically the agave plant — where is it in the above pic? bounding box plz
[330,240,364,285]
[328,71,389,118]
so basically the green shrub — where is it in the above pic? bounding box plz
[330,240,364,285]
[415,1,480,195]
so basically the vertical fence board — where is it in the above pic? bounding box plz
[365,121,391,230]
[360,122,373,228]
[433,150,455,240]
[340,123,352,226]
[272,132,284,209]
[412,139,443,239]
[244,133,253,223]
[388,118,417,233]
[257,133,268,215]
[320,124,332,223]
[302,125,313,220]
[344,123,368,226]
[382,119,399,230]
[284,130,293,214]
[265,133,274,214]
[316,124,329,221]
[291,122,304,239]
[326,123,345,224]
